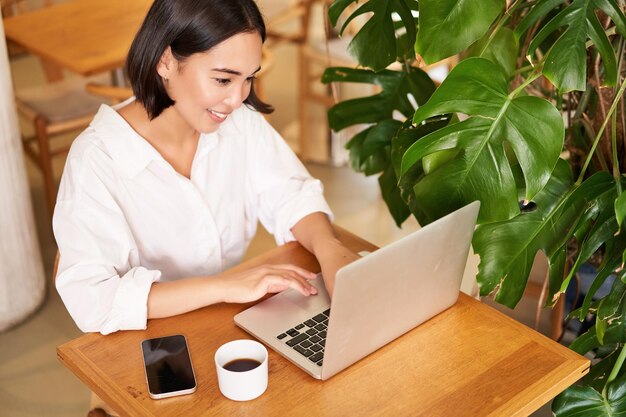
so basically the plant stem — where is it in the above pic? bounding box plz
[573,83,594,120]
[510,71,542,98]
[602,343,626,399]
[513,64,534,75]
[577,77,626,185]
[613,38,625,194]
[479,0,522,56]
[612,111,622,194]
[580,117,610,172]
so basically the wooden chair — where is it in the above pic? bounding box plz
[16,76,110,215]
[4,0,117,217]
[84,83,133,104]
[262,0,309,47]
[526,258,566,341]
[257,0,346,161]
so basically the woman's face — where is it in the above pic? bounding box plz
[158,31,263,133]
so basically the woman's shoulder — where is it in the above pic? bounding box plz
[65,129,110,174]
[69,102,143,161]
[61,104,138,190]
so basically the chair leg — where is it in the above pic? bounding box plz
[39,57,64,82]
[34,116,57,217]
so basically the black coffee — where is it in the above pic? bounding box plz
[223,358,262,372]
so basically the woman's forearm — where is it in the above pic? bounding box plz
[291,212,340,256]
[147,275,224,319]
[146,262,318,319]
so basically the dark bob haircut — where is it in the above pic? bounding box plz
[126,0,273,119]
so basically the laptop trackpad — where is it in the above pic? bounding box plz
[269,274,329,311]
[236,274,330,329]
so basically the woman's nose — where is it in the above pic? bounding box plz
[224,83,249,109]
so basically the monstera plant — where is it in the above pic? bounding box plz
[324,0,626,414]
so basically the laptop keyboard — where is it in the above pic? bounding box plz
[276,308,330,366]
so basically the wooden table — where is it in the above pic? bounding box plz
[57,228,589,417]
[3,0,151,81]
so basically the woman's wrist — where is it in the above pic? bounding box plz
[310,235,342,258]
[208,274,229,304]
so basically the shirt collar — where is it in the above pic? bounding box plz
[89,99,221,178]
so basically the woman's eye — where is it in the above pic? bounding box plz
[214,78,231,85]
[246,76,257,83]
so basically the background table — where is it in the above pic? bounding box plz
[3,0,151,81]
[57,228,589,416]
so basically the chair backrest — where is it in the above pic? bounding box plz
[263,0,309,46]
[85,83,133,104]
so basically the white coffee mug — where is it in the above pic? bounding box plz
[214,339,268,401]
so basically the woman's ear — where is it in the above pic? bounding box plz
[157,46,175,80]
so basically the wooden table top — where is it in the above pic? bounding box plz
[3,0,151,76]
[57,227,589,417]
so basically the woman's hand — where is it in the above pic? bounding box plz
[289,212,361,297]
[215,264,319,303]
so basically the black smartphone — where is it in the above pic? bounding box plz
[140,334,197,399]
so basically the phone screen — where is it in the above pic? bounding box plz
[141,334,196,398]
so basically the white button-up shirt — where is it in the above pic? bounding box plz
[53,101,332,334]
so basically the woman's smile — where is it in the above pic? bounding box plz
[207,109,229,122]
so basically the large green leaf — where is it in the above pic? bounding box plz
[598,275,626,319]
[526,0,626,92]
[328,0,418,71]
[553,175,626,319]
[394,18,419,62]
[347,117,453,227]
[402,58,564,224]
[346,120,403,176]
[571,318,626,355]
[565,182,624,291]
[389,117,453,226]
[517,0,626,40]
[466,27,519,77]
[514,0,563,39]
[346,127,386,176]
[474,170,620,307]
[379,164,411,227]
[415,0,505,64]
[577,249,625,323]
[552,372,626,417]
[323,66,436,131]
[473,159,576,306]
[595,277,626,345]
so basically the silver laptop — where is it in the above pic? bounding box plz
[235,201,480,380]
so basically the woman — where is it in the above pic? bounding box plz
[53,0,359,335]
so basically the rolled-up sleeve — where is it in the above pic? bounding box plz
[245,109,334,245]
[53,151,160,335]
